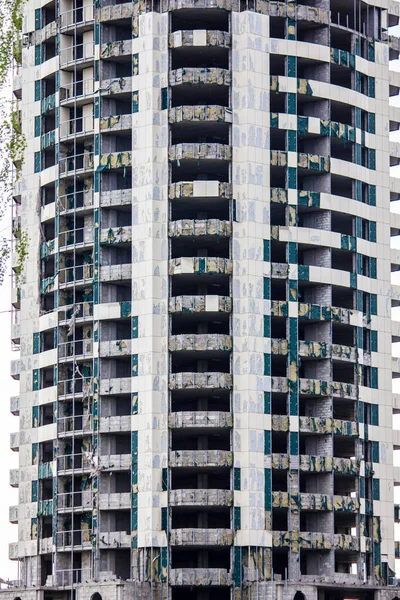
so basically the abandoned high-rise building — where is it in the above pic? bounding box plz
[5,0,400,599]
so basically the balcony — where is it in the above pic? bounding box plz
[168,0,231,8]
[169,372,232,390]
[170,105,232,125]
[169,181,231,199]
[170,568,231,586]
[99,415,131,433]
[169,334,232,352]
[169,219,231,237]
[99,531,131,548]
[169,30,230,49]
[56,529,93,551]
[60,5,94,31]
[9,469,19,487]
[169,489,233,507]
[169,449,232,467]
[100,264,132,282]
[99,492,130,510]
[169,67,231,87]
[39,537,54,555]
[169,411,232,428]
[169,295,232,314]
[170,528,233,546]
[9,506,18,524]
[100,225,132,245]
[99,454,131,470]
[100,377,131,395]
[60,41,95,69]
[10,395,19,416]
[272,492,359,512]
[169,257,232,275]
[169,143,231,162]
[59,151,94,176]
[100,114,132,133]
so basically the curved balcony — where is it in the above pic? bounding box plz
[169,295,232,313]
[169,489,233,507]
[169,181,232,199]
[169,30,230,49]
[271,376,357,399]
[169,219,231,238]
[59,152,94,177]
[169,257,232,276]
[60,41,95,70]
[169,449,232,467]
[170,528,233,546]
[169,334,232,352]
[170,67,231,87]
[169,372,232,390]
[60,5,94,32]
[169,568,231,586]
[169,411,232,428]
[169,105,232,126]
[169,143,231,162]
[168,0,231,9]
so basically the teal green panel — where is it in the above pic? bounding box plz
[94,134,100,156]
[290,432,299,455]
[31,480,38,502]
[356,71,362,93]
[358,402,364,422]
[298,265,309,280]
[34,116,41,137]
[287,93,296,114]
[264,430,271,454]
[369,221,376,243]
[371,293,377,315]
[287,130,296,152]
[33,332,40,354]
[355,144,361,165]
[264,468,272,510]
[287,56,296,77]
[355,108,361,129]
[131,507,137,530]
[264,315,270,338]
[35,8,41,30]
[162,467,168,491]
[35,45,41,65]
[368,76,375,98]
[132,316,138,338]
[263,240,270,262]
[32,443,38,465]
[371,367,378,389]
[289,279,298,301]
[234,507,241,530]
[121,301,132,318]
[270,113,278,128]
[355,179,362,202]
[368,113,376,134]
[372,441,379,463]
[350,273,357,289]
[94,98,100,119]
[368,41,375,61]
[264,392,271,414]
[369,149,376,170]
[161,507,168,531]
[369,185,376,206]
[357,327,363,349]
[359,476,365,498]
[94,60,99,81]
[287,167,296,189]
[132,91,139,113]
[355,38,361,56]
[95,23,100,44]
[355,217,362,238]
[33,369,39,391]
[263,278,270,299]
[371,330,378,352]
[32,406,39,428]
[356,253,363,275]
[132,392,138,415]
[371,404,379,426]
[288,242,297,264]
[234,467,241,491]
[370,257,377,279]
[132,53,139,75]
[233,547,242,587]
[372,478,380,500]
[161,87,168,110]
[34,152,41,173]
[35,80,41,102]
[298,116,308,136]
[264,354,270,376]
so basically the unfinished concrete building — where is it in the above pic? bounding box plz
[6,0,400,599]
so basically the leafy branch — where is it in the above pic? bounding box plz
[14,229,28,287]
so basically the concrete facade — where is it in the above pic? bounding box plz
[6,0,400,599]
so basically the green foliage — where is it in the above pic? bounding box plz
[0,0,25,85]
[14,229,29,287]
